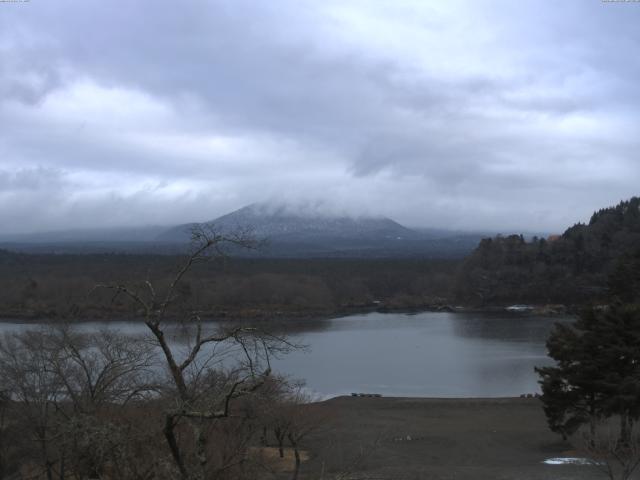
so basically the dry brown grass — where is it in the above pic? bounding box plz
[249,446,310,473]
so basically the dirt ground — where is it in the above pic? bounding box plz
[296,396,605,480]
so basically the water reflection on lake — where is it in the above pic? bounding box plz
[0,311,569,398]
[267,312,568,398]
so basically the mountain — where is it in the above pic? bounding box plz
[157,203,482,258]
[0,203,486,258]
[159,203,417,242]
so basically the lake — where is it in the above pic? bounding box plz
[0,311,567,398]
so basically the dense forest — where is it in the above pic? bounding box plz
[0,252,458,321]
[455,197,640,306]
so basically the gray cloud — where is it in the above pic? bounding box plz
[0,0,639,234]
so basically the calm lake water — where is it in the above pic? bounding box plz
[0,311,567,398]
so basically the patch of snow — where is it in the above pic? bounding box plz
[506,304,533,312]
[543,457,592,465]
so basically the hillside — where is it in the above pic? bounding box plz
[455,197,640,306]
[157,202,482,258]
[158,202,418,242]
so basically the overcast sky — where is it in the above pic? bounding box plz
[1,0,639,234]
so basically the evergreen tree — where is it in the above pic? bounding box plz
[456,196,640,306]
[608,248,640,304]
[536,310,606,439]
[536,304,640,443]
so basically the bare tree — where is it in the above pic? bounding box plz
[260,381,324,480]
[47,326,157,413]
[50,328,159,479]
[94,224,296,480]
[0,389,8,478]
[579,419,640,480]
[0,326,162,480]
[0,329,66,480]
[0,225,298,479]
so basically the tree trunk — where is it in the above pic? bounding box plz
[288,433,300,480]
[274,428,285,458]
[589,416,597,448]
[146,321,188,397]
[194,420,208,479]
[59,454,65,480]
[278,441,284,458]
[620,413,631,447]
[39,431,53,480]
[164,414,189,479]
[45,461,53,480]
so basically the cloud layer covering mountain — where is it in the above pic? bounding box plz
[1,0,639,234]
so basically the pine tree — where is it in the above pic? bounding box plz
[608,248,640,304]
[536,304,640,443]
[536,310,606,439]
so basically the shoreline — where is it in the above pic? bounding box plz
[0,302,575,323]
[320,394,541,402]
